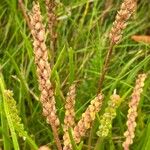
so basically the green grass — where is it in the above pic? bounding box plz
[0,0,150,149]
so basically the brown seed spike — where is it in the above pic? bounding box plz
[122,74,147,150]
[45,0,58,65]
[98,0,137,92]
[73,93,103,144]
[30,2,59,128]
[109,0,136,44]
[29,2,62,150]
[63,84,76,150]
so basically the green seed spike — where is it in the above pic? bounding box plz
[97,90,121,137]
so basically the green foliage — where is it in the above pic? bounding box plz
[0,73,38,150]
[4,90,27,137]
[0,0,150,149]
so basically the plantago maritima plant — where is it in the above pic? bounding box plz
[98,0,137,92]
[17,0,148,150]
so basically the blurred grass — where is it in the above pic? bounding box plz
[0,0,150,149]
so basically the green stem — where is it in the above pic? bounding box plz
[98,43,114,93]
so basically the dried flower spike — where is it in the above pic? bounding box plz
[97,90,121,137]
[98,0,137,92]
[109,0,136,44]
[18,0,32,31]
[45,0,57,64]
[29,2,62,150]
[30,1,59,128]
[73,93,103,144]
[122,74,147,150]
[63,84,76,150]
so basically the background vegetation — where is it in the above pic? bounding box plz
[0,0,150,149]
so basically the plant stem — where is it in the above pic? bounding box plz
[94,137,104,150]
[51,123,62,150]
[87,122,94,150]
[98,43,114,93]
[18,0,32,31]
